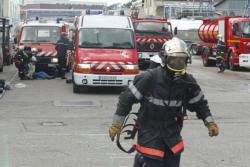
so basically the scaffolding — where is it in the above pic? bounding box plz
[244,0,250,16]
[199,0,214,16]
[164,0,214,19]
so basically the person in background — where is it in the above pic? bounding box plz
[149,54,162,69]
[216,34,226,73]
[55,32,69,79]
[27,56,53,80]
[14,46,32,80]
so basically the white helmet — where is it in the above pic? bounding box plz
[31,56,37,62]
[217,34,222,40]
[160,37,189,74]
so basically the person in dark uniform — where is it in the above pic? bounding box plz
[216,34,227,73]
[14,46,32,80]
[148,54,162,69]
[55,32,69,79]
[109,37,219,167]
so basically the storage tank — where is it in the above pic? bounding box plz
[198,19,219,43]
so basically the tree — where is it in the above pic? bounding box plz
[122,0,137,8]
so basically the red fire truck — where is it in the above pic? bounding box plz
[132,18,173,69]
[72,15,139,93]
[16,18,69,71]
[192,16,250,70]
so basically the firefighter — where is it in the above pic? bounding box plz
[148,54,162,69]
[56,32,69,79]
[216,34,226,73]
[109,37,219,167]
[14,46,32,80]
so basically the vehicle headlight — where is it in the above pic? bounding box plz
[74,64,91,73]
[51,58,58,63]
[31,48,38,53]
[77,64,91,69]
[125,65,138,70]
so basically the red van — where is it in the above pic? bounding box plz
[73,15,139,93]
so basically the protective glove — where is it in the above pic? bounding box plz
[109,123,122,142]
[206,122,219,137]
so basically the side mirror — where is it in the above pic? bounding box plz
[174,27,178,35]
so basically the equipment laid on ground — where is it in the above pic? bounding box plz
[0,79,5,93]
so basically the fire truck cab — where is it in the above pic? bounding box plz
[73,15,139,93]
[196,16,250,70]
[16,18,69,71]
[132,18,173,69]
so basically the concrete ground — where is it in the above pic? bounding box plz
[0,57,249,167]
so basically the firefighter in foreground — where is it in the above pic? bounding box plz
[216,34,227,73]
[109,37,219,167]
[56,32,69,79]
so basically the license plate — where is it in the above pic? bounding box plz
[98,76,117,80]
[239,54,250,67]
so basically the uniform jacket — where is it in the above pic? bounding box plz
[55,37,69,58]
[113,66,214,159]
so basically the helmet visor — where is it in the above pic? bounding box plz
[166,54,187,70]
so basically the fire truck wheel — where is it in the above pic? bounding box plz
[73,83,81,93]
[202,48,213,67]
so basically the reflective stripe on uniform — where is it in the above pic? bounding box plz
[188,91,204,104]
[171,140,184,154]
[112,114,126,125]
[204,116,214,124]
[147,96,182,107]
[129,84,143,100]
[135,144,164,158]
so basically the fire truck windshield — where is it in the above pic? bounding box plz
[20,26,60,43]
[78,28,135,49]
[240,22,250,38]
[133,21,172,36]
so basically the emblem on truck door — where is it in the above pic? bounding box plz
[150,43,155,50]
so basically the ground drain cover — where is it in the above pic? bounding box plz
[41,122,65,126]
[53,100,99,107]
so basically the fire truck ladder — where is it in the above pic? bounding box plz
[199,0,214,17]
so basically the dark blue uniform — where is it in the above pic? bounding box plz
[113,67,214,167]
[216,40,227,73]
[56,37,69,78]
